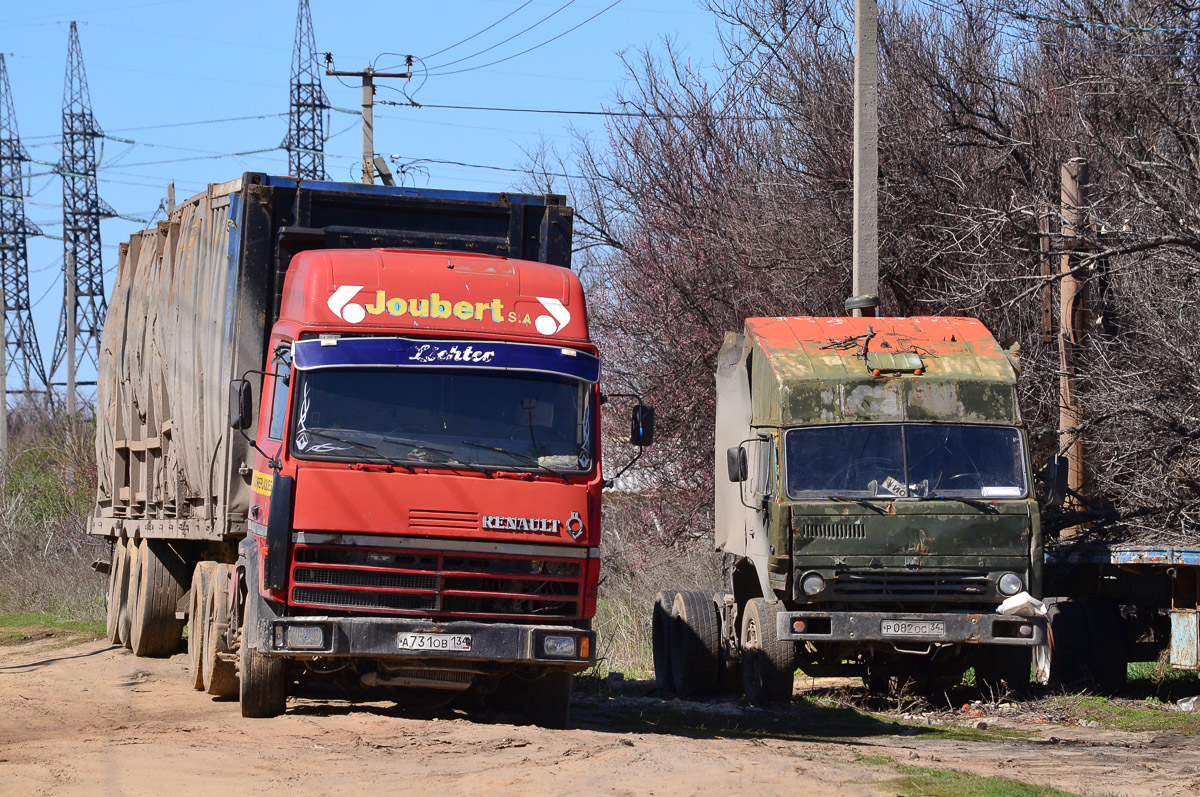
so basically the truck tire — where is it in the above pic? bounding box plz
[669,591,721,698]
[239,625,287,718]
[975,647,1031,696]
[525,671,573,729]
[651,590,675,693]
[120,540,142,650]
[203,564,238,697]
[1034,597,1088,690]
[740,598,796,705]
[187,561,216,691]
[105,538,127,645]
[1079,596,1127,694]
[130,540,188,657]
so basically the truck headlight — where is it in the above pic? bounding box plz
[542,635,577,658]
[998,572,1023,596]
[800,572,827,596]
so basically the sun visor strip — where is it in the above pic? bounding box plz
[292,337,600,383]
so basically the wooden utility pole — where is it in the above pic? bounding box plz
[325,66,411,184]
[1039,209,1054,344]
[849,0,880,317]
[66,250,76,416]
[1059,159,1089,526]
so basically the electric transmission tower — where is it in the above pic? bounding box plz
[51,21,114,402]
[0,54,48,398]
[282,0,329,179]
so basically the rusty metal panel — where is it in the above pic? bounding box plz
[1170,611,1200,670]
[1047,544,1200,567]
[714,332,752,556]
[94,179,249,538]
[744,316,1020,427]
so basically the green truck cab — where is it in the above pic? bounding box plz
[655,315,1048,703]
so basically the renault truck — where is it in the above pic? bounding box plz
[93,173,649,726]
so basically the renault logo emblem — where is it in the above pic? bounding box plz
[566,511,584,540]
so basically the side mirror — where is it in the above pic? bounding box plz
[1041,455,1069,507]
[229,379,253,430]
[726,446,748,482]
[630,404,655,447]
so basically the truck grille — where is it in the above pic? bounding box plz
[833,571,991,599]
[796,523,866,540]
[289,544,585,620]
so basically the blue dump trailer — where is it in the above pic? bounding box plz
[1038,542,1200,691]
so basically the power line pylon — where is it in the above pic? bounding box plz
[51,21,114,409]
[0,54,48,399]
[283,0,329,180]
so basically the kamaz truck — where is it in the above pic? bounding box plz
[654,315,1047,702]
[93,173,650,726]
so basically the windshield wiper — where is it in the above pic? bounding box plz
[825,495,888,515]
[459,441,571,480]
[375,434,495,476]
[922,495,999,514]
[297,429,415,473]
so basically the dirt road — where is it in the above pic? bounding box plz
[2,633,1199,796]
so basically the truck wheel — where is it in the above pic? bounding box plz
[239,625,287,718]
[105,538,127,645]
[203,563,238,697]
[975,647,1031,696]
[1034,597,1088,690]
[130,540,188,657]
[863,660,893,696]
[651,590,675,693]
[740,598,796,705]
[525,671,573,729]
[669,591,721,698]
[120,540,142,650]
[1079,597,1127,694]
[187,561,216,691]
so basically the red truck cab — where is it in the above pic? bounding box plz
[237,248,603,725]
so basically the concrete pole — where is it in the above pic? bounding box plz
[850,0,880,317]
[1059,159,1089,526]
[325,66,410,185]
[66,250,76,416]
[361,69,374,184]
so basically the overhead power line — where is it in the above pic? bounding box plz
[421,0,536,62]
[427,0,625,77]
[376,99,787,120]
[22,112,287,143]
[427,0,580,71]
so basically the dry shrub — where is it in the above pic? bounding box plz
[591,492,723,677]
[0,401,103,620]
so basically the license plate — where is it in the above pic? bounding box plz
[397,633,472,652]
[881,620,945,637]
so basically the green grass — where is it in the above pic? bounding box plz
[856,755,1083,797]
[1043,694,1200,735]
[0,611,105,645]
[884,764,1082,797]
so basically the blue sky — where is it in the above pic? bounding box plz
[2,0,723,391]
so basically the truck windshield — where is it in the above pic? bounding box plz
[290,368,594,473]
[785,424,1027,500]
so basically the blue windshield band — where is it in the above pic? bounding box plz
[293,337,600,384]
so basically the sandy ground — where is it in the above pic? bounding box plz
[2,634,1200,796]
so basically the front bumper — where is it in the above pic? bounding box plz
[255,616,595,671]
[776,610,1047,646]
